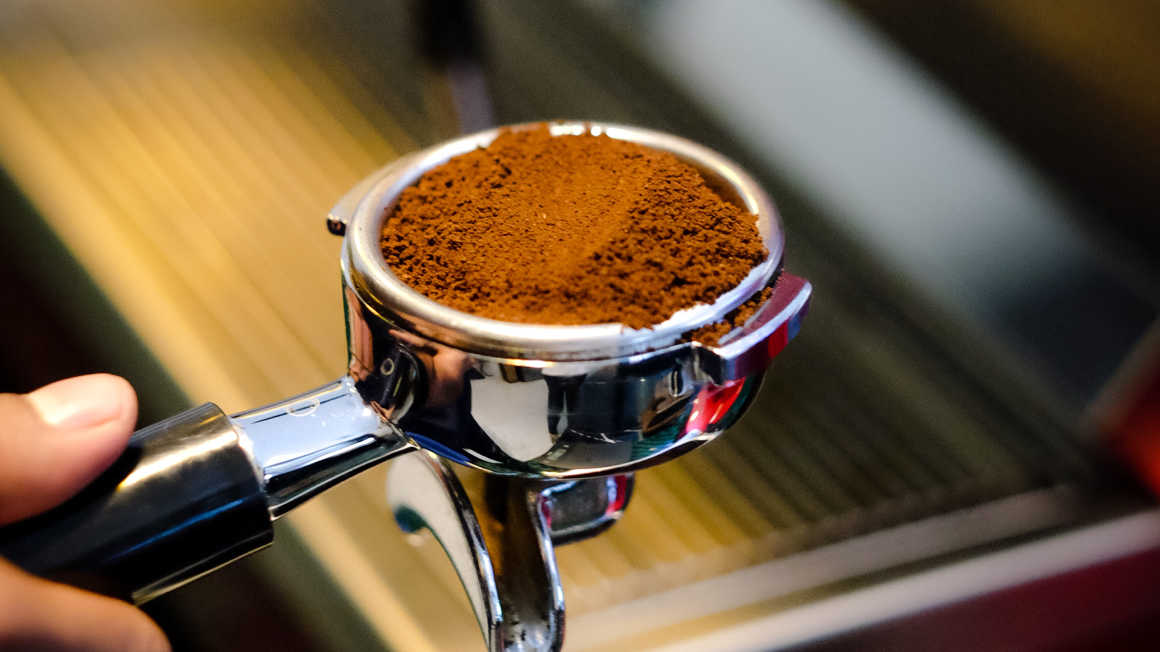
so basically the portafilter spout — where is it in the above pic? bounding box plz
[0,122,810,609]
[388,453,635,652]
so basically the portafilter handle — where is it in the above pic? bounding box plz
[0,377,415,604]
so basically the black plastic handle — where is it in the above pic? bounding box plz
[0,403,273,604]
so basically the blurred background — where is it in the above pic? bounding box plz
[2,0,1160,650]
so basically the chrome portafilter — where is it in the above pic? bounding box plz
[0,123,810,650]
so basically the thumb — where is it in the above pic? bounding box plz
[0,374,138,525]
[0,557,169,652]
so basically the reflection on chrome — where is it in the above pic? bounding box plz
[387,453,634,652]
[231,376,416,518]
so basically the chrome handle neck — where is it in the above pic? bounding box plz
[231,376,416,518]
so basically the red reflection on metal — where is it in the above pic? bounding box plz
[764,322,790,361]
[686,379,746,435]
[540,496,553,529]
[607,475,629,514]
[1109,365,1160,496]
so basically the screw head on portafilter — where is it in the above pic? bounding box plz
[336,121,812,479]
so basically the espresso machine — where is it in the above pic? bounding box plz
[0,122,810,651]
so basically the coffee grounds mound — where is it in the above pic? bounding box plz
[380,124,767,337]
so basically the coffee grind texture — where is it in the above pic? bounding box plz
[381,124,767,333]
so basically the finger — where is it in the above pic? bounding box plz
[0,558,169,652]
[0,374,138,525]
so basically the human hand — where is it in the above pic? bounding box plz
[0,374,170,652]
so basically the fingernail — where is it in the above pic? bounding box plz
[27,375,129,429]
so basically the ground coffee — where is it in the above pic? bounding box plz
[380,124,767,337]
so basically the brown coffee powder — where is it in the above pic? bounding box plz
[380,124,767,333]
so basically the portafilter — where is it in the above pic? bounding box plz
[0,122,811,606]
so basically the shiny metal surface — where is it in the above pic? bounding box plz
[388,453,633,652]
[230,376,417,518]
[389,452,508,651]
[540,474,634,545]
[350,311,770,478]
[337,121,810,478]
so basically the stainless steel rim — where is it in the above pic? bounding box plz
[344,121,784,360]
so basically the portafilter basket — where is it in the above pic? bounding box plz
[0,123,810,608]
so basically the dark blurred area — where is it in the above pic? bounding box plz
[843,0,1160,411]
[2,0,1160,650]
[846,0,1160,283]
